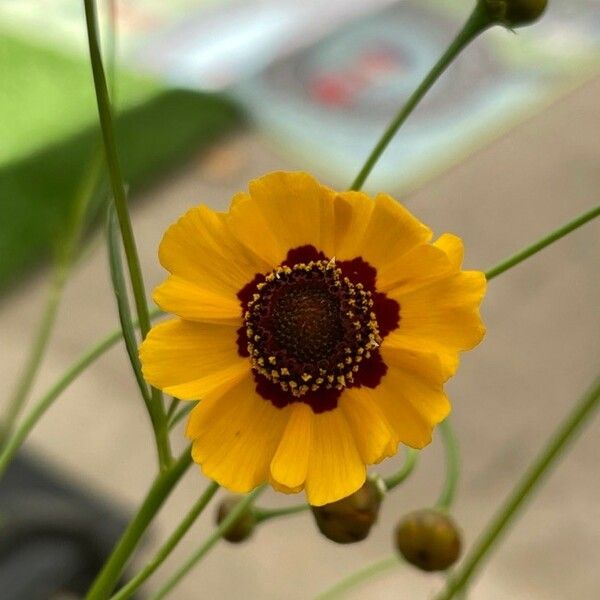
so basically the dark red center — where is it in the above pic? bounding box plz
[237,246,400,413]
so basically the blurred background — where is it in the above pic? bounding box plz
[0,0,599,598]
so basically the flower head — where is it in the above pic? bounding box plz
[311,478,383,544]
[482,0,548,27]
[216,495,256,543]
[140,172,486,506]
[394,509,462,572]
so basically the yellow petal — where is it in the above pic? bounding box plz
[434,233,464,270]
[353,193,432,272]
[333,191,374,261]
[372,346,451,449]
[153,275,241,325]
[270,403,313,490]
[376,243,453,294]
[305,409,366,506]
[140,318,248,400]
[229,171,336,266]
[269,477,304,495]
[386,271,486,378]
[340,389,396,464]
[158,204,269,298]
[188,376,291,493]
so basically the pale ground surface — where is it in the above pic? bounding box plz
[1,76,599,600]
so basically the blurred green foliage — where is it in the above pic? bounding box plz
[0,32,242,293]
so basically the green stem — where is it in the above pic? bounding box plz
[485,204,600,281]
[350,3,492,191]
[2,0,120,437]
[151,487,265,600]
[435,376,600,600]
[435,419,460,510]
[168,403,194,430]
[314,556,400,600]
[110,481,220,600]
[254,503,308,523]
[83,0,151,340]
[2,141,105,438]
[151,387,172,470]
[166,397,180,421]
[84,0,171,469]
[107,206,152,408]
[2,265,67,435]
[0,330,121,478]
[86,447,193,600]
[384,448,419,490]
[0,310,162,480]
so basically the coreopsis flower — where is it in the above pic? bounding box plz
[140,172,485,506]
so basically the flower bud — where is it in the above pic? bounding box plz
[394,509,461,572]
[483,0,548,27]
[311,479,383,544]
[215,495,256,543]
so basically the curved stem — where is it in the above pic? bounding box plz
[83,0,151,339]
[350,3,492,191]
[0,310,162,481]
[2,265,67,435]
[485,204,600,281]
[254,503,308,523]
[2,1,120,437]
[166,397,180,421]
[107,206,152,407]
[435,376,600,600]
[110,481,220,600]
[151,486,265,600]
[384,448,419,491]
[83,0,171,470]
[0,330,121,478]
[168,403,194,430]
[314,556,400,600]
[85,447,193,600]
[435,419,460,510]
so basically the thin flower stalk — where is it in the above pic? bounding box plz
[2,0,118,437]
[435,376,600,600]
[110,481,220,600]
[314,556,401,600]
[485,204,600,281]
[168,403,194,430]
[85,447,193,600]
[0,329,120,479]
[0,309,161,480]
[150,487,266,600]
[436,419,460,510]
[350,2,493,191]
[83,0,171,469]
[83,0,151,339]
[107,206,170,468]
[384,448,419,491]
[254,503,309,523]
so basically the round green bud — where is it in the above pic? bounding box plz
[483,0,549,26]
[394,509,462,572]
[215,495,256,543]
[311,479,383,544]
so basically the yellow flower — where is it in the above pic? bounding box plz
[140,172,485,506]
